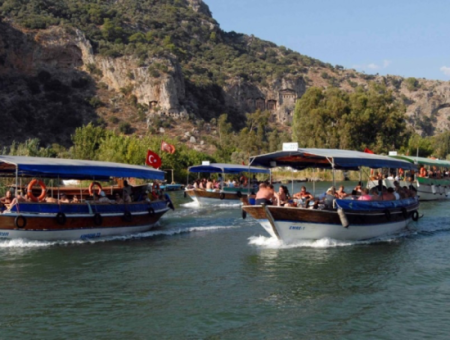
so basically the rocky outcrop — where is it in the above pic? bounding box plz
[187,0,212,17]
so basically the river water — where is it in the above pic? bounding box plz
[1,181,449,339]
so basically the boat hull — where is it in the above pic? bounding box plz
[243,198,419,242]
[0,200,170,241]
[185,189,251,205]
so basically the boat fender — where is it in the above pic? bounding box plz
[220,193,225,200]
[183,191,187,198]
[236,190,242,198]
[384,209,391,221]
[242,210,247,219]
[15,215,27,229]
[27,179,47,202]
[93,213,102,226]
[55,212,67,225]
[89,182,102,196]
[401,207,408,219]
[148,207,155,215]
[337,207,349,228]
[122,211,132,222]
[333,199,337,209]
[412,210,419,222]
[431,184,437,194]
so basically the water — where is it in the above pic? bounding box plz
[1,182,450,339]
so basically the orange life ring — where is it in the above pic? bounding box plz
[419,167,426,177]
[89,181,102,196]
[27,179,47,202]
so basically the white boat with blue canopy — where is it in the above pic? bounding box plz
[242,146,420,242]
[0,155,173,241]
[185,163,270,205]
[379,155,450,201]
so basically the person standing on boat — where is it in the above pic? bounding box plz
[255,182,274,205]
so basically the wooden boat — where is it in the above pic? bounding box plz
[242,147,420,242]
[381,155,450,201]
[185,163,270,205]
[0,155,174,240]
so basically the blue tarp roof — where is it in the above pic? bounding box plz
[249,148,417,170]
[188,163,270,174]
[0,155,165,180]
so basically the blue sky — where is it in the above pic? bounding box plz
[205,0,450,81]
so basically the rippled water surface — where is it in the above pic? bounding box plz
[1,182,450,339]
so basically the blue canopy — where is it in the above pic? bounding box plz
[249,148,417,170]
[0,155,165,180]
[188,163,270,174]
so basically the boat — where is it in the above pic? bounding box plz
[185,163,270,205]
[0,155,174,240]
[159,169,185,191]
[242,147,420,243]
[373,155,450,201]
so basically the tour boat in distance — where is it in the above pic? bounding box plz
[380,155,450,201]
[242,146,420,243]
[185,163,270,205]
[0,155,174,240]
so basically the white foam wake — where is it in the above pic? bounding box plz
[248,234,402,249]
[0,225,238,248]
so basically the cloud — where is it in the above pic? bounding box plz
[440,66,450,76]
[353,59,392,71]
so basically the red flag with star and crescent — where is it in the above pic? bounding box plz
[146,150,162,169]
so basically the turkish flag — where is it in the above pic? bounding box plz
[161,141,176,154]
[364,148,374,154]
[146,150,162,168]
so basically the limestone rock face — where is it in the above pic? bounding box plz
[224,76,306,123]
[187,0,212,17]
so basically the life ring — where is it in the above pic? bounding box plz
[236,191,242,198]
[89,182,102,196]
[220,193,225,200]
[148,207,155,215]
[383,209,391,221]
[123,211,132,222]
[15,215,27,228]
[412,211,419,221]
[93,213,102,226]
[55,212,67,225]
[27,179,47,202]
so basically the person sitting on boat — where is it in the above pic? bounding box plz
[293,186,314,206]
[59,193,70,204]
[206,179,214,192]
[99,191,112,203]
[369,187,381,200]
[322,188,336,209]
[381,187,396,200]
[255,182,274,205]
[71,195,80,203]
[227,179,234,188]
[6,190,29,210]
[0,190,14,206]
[393,181,406,199]
[352,182,362,195]
[274,185,290,206]
[335,185,349,199]
[114,192,124,204]
[358,188,372,201]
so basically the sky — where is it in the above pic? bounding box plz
[204,0,450,81]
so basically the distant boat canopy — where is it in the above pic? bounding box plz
[188,163,270,174]
[249,148,417,171]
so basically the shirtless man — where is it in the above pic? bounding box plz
[255,183,273,205]
[206,179,213,191]
[293,186,314,200]
[59,193,70,204]
[335,185,348,199]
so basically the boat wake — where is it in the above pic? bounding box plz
[248,232,408,249]
[180,202,241,208]
[0,224,239,248]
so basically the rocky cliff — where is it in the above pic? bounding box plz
[0,0,449,149]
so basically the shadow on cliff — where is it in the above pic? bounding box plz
[0,22,101,148]
[184,80,245,129]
